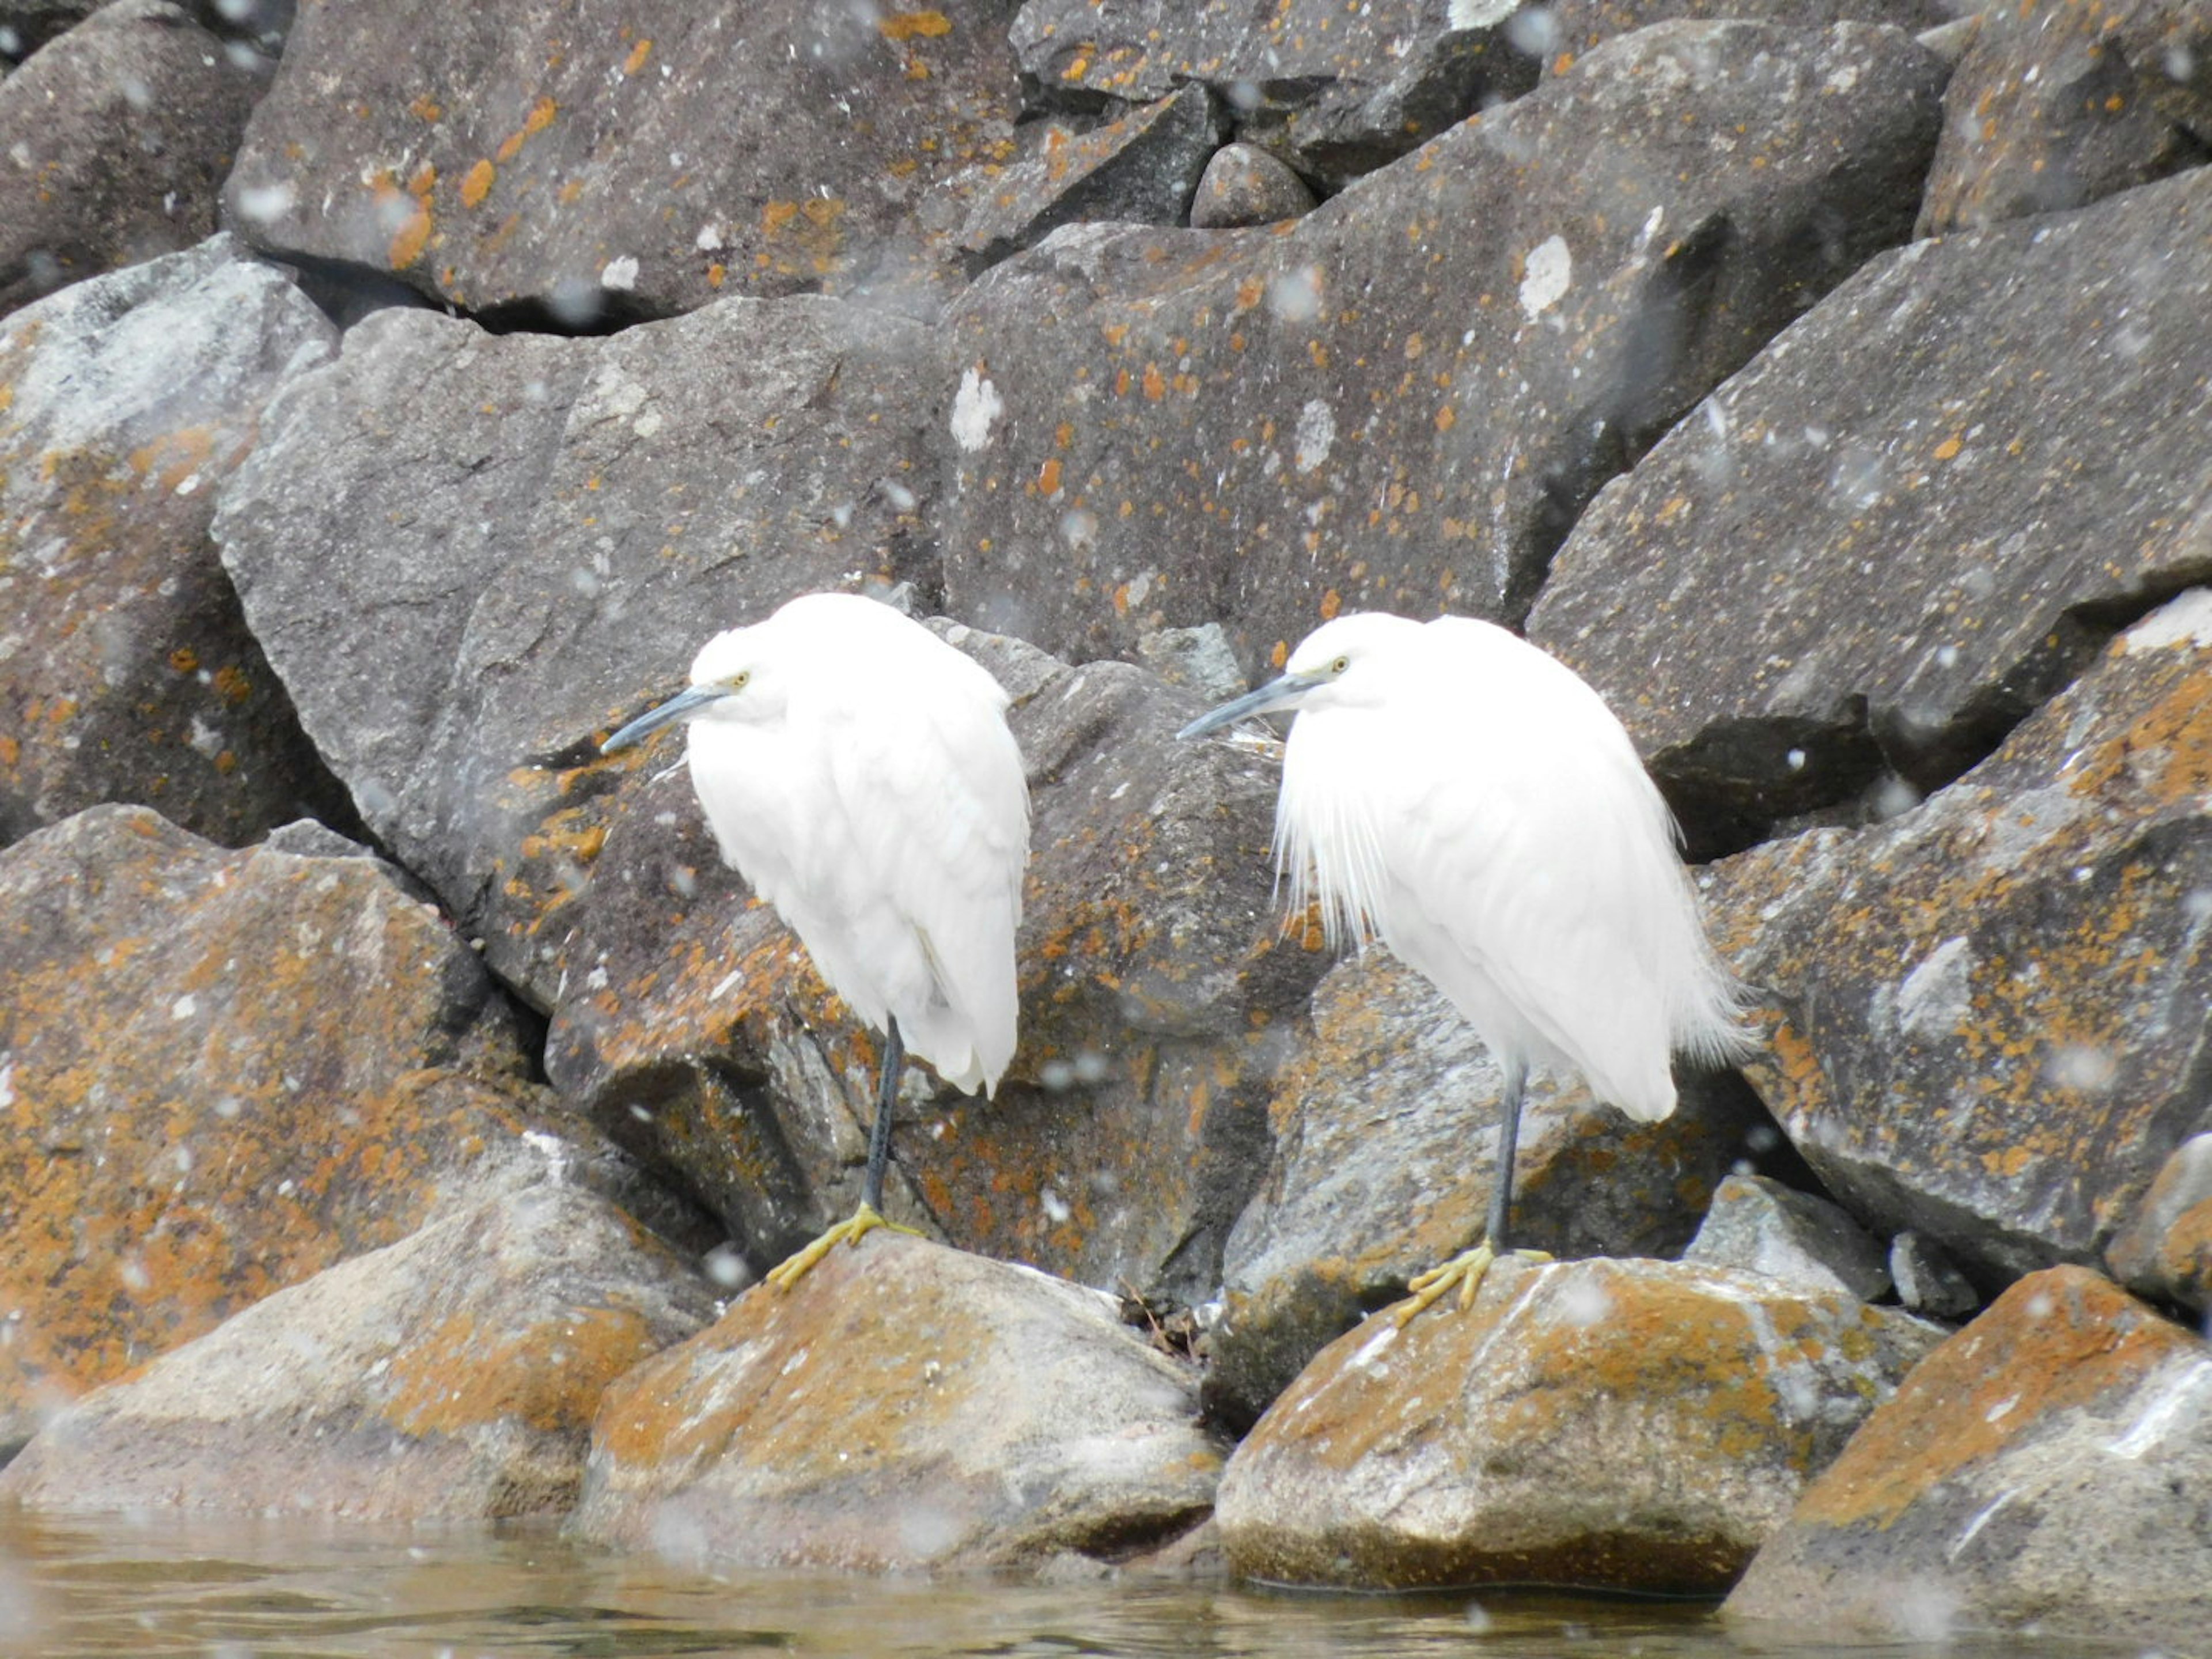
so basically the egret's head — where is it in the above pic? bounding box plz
[599,626,770,754]
[1177,613,1415,740]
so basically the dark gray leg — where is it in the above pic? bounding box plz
[861,1014,904,1214]
[1485,1058,1528,1252]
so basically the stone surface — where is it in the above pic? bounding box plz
[1205,949,1768,1427]
[224,0,1025,320]
[1010,0,1539,187]
[1217,1257,1941,1592]
[1540,0,1952,69]
[1728,1266,2212,1647]
[550,624,1324,1305]
[1888,1229,1979,1319]
[1700,592,2212,1286]
[573,1232,1221,1570]
[2108,1132,2212,1312]
[0,805,598,1452]
[0,1186,715,1517]
[1187,142,1317,230]
[0,0,102,65]
[1918,0,2212,235]
[0,234,349,848]
[0,0,263,317]
[1530,163,2212,849]
[210,296,943,1008]
[940,21,1946,672]
[935,87,1222,274]
[1683,1173,1892,1303]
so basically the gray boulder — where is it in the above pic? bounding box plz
[0,234,346,847]
[1188,142,1317,229]
[1683,1173,1892,1302]
[940,21,1946,672]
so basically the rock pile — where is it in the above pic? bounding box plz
[0,0,2206,1638]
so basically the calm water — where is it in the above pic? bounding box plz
[0,1513,2145,1659]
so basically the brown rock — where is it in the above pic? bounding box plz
[0,0,262,317]
[0,1187,715,1518]
[1216,1257,1942,1592]
[573,1232,1222,1570]
[1188,143,1316,229]
[0,234,348,848]
[1918,0,2212,235]
[224,0,1027,320]
[1698,591,2212,1284]
[1728,1266,2212,1647]
[2108,1133,2212,1312]
[0,806,590,1450]
[1206,949,1767,1426]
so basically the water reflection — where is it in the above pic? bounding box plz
[0,1513,2143,1658]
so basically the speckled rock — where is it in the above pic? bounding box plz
[1917,0,2212,235]
[1540,0,1950,71]
[939,20,1945,671]
[1205,949,1768,1427]
[1188,143,1317,229]
[573,1231,1221,1570]
[2108,1133,2212,1312]
[934,86,1222,275]
[0,1186,715,1517]
[1217,1256,1942,1592]
[0,805,603,1452]
[210,297,942,1008]
[224,0,1024,321]
[1529,162,2212,849]
[1699,591,2212,1285]
[0,235,347,849]
[0,0,263,317]
[1683,1173,1892,1304]
[1010,0,1537,187]
[1728,1266,2212,1648]
[550,624,1324,1305]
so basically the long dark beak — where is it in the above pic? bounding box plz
[601,684,729,754]
[1177,671,1324,741]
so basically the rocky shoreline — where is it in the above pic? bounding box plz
[1,0,2207,1647]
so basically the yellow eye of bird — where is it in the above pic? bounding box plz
[1331,655,1350,675]
[730,669,751,691]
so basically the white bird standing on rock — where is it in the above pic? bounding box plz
[1180,611,1752,1320]
[601,592,1030,1291]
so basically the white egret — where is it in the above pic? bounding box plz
[1180,612,1751,1319]
[602,592,1030,1290]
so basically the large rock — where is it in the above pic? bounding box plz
[224,0,1025,321]
[1917,0,2212,234]
[1205,949,1768,1426]
[1541,0,1951,68]
[1529,162,2212,847]
[550,624,1323,1305]
[0,0,263,317]
[1009,0,1539,187]
[938,21,1946,672]
[1728,1266,2212,1647]
[0,234,348,847]
[1699,591,2212,1286]
[1682,1173,1892,1304]
[210,297,944,1007]
[0,1187,715,1517]
[573,1232,1221,1570]
[1217,1257,1942,1592]
[0,806,615,1452]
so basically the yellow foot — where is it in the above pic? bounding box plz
[763,1200,923,1294]
[1396,1240,1553,1324]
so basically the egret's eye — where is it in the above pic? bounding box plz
[729,669,751,691]
[1330,654,1351,676]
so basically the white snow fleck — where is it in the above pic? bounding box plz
[2123,588,2212,653]
[950,367,1003,452]
[1293,398,1335,473]
[1518,234,1571,320]
[601,255,641,291]
[171,994,198,1020]
[1896,937,1972,1038]
[694,223,725,252]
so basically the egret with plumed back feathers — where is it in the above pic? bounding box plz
[603,592,1029,1289]
[1180,611,1751,1319]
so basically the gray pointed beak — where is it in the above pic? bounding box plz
[601,683,730,754]
[1177,670,1325,741]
